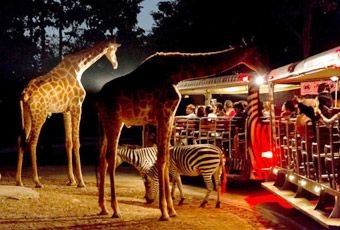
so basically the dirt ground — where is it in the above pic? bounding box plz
[0,165,282,230]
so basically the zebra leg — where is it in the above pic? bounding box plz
[171,176,176,201]
[175,174,185,205]
[200,173,214,208]
[213,167,222,208]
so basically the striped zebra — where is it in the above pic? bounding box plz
[116,145,157,203]
[117,144,226,208]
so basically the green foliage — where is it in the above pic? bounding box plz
[0,0,146,83]
[148,0,340,67]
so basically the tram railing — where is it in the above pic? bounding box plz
[172,116,249,179]
[265,117,340,223]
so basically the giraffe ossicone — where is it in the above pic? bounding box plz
[96,46,267,220]
[16,39,121,188]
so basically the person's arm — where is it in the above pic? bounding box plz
[318,111,340,125]
[298,102,316,121]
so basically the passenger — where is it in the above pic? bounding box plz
[294,83,334,134]
[317,82,333,118]
[224,100,236,118]
[318,110,340,125]
[240,100,248,110]
[196,105,206,117]
[262,101,270,119]
[231,101,247,131]
[215,102,226,116]
[205,105,217,118]
[231,101,248,160]
[185,104,197,118]
[280,100,296,120]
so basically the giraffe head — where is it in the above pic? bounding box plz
[105,42,121,70]
[240,46,269,77]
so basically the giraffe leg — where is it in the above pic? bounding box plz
[63,112,76,186]
[70,108,85,187]
[157,122,176,220]
[157,153,170,221]
[16,103,31,187]
[165,163,176,217]
[98,134,109,215]
[107,122,124,218]
[16,134,25,186]
[29,116,47,188]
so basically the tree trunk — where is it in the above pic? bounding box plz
[58,0,64,61]
[302,0,315,58]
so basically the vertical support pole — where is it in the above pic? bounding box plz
[268,82,276,154]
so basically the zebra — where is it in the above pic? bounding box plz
[116,144,226,208]
[116,145,157,203]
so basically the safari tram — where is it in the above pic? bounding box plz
[262,46,340,229]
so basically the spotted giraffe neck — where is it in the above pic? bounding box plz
[142,47,261,84]
[54,41,111,81]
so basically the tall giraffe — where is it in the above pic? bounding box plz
[96,46,267,220]
[16,39,121,188]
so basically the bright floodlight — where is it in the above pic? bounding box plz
[314,186,321,193]
[300,179,307,186]
[255,75,265,85]
[272,168,279,175]
[288,175,295,181]
[330,76,339,82]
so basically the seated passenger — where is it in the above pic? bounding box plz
[280,100,296,120]
[318,110,340,125]
[224,100,236,118]
[185,104,197,118]
[262,101,270,119]
[205,105,217,118]
[215,102,226,116]
[231,101,247,132]
[317,83,333,118]
[196,105,206,118]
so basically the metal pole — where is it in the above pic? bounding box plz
[335,79,338,108]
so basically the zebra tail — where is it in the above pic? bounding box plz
[220,153,227,194]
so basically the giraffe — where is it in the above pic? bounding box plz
[96,46,268,220]
[16,39,121,188]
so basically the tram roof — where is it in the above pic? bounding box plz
[268,46,340,84]
[176,73,299,95]
[176,74,248,95]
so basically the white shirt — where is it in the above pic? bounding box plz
[186,113,197,118]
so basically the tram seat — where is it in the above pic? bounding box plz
[228,120,247,173]
[173,116,189,146]
[325,146,340,190]
[172,116,199,146]
[324,123,340,190]
[311,123,335,182]
[215,117,230,152]
[281,118,299,171]
[192,117,217,145]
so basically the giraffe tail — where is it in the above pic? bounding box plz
[18,99,27,149]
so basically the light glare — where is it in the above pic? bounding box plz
[255,76,265,85]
